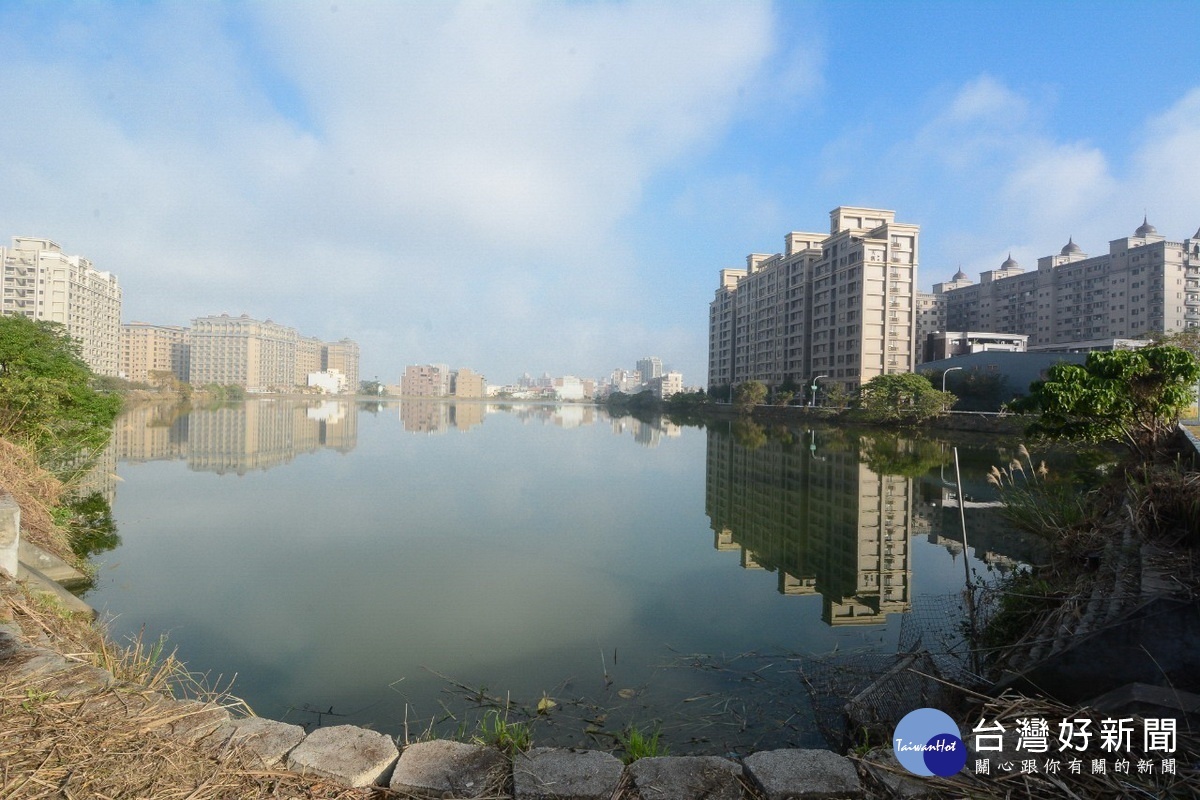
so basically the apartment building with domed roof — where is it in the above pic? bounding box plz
[940,218,1200,347]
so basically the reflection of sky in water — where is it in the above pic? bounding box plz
[87,401,1019,752]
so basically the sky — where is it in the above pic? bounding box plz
[2,1,1199,386]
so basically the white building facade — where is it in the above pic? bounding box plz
[1,236,122,376]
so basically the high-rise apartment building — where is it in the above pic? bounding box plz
[1,236,122,375]
[189,314,298,392]
[296,336,324,386]
[323,339,360,393]
[709,207,918,393]
[941,219,1200,345]
[120,322,190,383]
[636,357,663,382]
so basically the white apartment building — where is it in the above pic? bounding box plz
[120,322,190,383]
[189,314,298,392]
[650,371,684,399]
[636,357,663,382]
[709,207,919,394]
[1,236,122,375]
[942,219,1200,345]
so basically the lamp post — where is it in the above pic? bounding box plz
[941,366,962,393]
[942,366,962,412]
[809,374,828,408]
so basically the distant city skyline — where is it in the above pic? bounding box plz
[2,2,1197,384]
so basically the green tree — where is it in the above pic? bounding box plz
[1014,344,1200,461]
[0,315,122,461]
[859,372,955,425]
[732,380,767,414]
[359,379,386,396]
[822,382,852,411]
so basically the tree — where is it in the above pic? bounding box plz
[1014,344,1200,461]
[858,372,955,425]
[732,380,767,414]
[359,379,386,396]
[0,315,122,462]
[822,382,852,411]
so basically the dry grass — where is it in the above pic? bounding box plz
[1,582,389,799]
[0,437,72,562]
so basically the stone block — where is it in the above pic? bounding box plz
[0,493,19,579]
[513,747,624,800]
[218,716,307,767]
[7,649,76,681]
[51,664,114,698]
[858,747,939,799]
[626,756,743,800]
[287,724,399,787]
[744,749,864,799]
[18,540,89,588]
[150,699,233,744]
[390,739,509,798]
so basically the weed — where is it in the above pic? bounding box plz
[988,445,1098,538]
[22,687,55,711]
[978,568,1060,657]
[617,723,667,764]
[472,708,532,755]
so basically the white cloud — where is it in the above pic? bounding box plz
[898,77,1200,285]
[0,1,781,381]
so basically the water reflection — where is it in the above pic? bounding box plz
[87,400,1040,751]
[110,399,358,475]
[706,425,913,626]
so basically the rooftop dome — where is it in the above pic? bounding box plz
[952,267,969,281]
[1061,237,1081,255]
[1135,215,1158,237]
[1001,252,1019,270]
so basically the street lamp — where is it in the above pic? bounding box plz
[942,366,963,412]
[809,374,828,408]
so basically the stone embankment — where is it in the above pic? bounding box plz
[1,597,881,798]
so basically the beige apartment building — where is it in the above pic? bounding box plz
[296,336,324,387]
[323,339,360,393]
[942,219,1200,345]
[120,322,190,383]
[709,207,918,395]
[189,314,298,392]
[1,236,122,376]
[451,367,487,398]
[402,364,450,397]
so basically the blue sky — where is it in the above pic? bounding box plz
[2,1,1198,386]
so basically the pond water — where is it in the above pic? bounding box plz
[80,398,1034,754]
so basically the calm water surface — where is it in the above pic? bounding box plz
[82,399,1030,753]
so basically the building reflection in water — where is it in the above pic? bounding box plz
[109,399,358,476]
[608,415,682,447]
[705,426,912,626]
